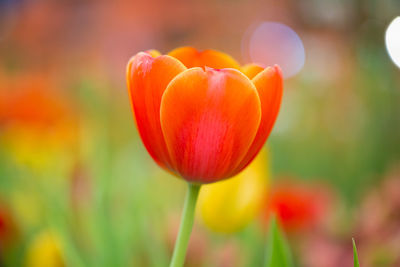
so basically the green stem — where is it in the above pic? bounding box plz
[169,183,201,267]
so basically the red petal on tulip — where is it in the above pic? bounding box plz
[233,65,283,174]
[168,47,240,69]
[160,67,261,183]
[127,52,186,169]
[241,63,265,79]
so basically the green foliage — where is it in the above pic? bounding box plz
[265,215,293,267]
[353,238,360,267]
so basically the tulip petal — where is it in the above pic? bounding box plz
[145,49,161,57]
[160,67,261,183]
[233,65,283,173]
[168,47,240,69]
[127,52,186,169]
[241,63,265,79]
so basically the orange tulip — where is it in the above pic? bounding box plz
[126,47,283,183]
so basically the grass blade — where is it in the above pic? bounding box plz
[265,215,293,267]
[353,238,360,267]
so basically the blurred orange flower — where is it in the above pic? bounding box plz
[0,74,77,170]
[126,47,283,183]
[0,75,69,128]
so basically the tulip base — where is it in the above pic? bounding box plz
[170,183,201,267]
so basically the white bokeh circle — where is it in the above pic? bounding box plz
[385,16,400,69]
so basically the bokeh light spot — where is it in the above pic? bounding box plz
[385,16,400,69]
[243,22,305,79]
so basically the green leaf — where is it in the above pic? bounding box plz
[265,215,294,267]
[353,238,360,267]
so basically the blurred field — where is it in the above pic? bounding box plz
[1,0,400,266]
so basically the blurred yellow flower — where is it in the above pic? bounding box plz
[25,231,64,267]
[2,126,75,172]
[198,149,269,233]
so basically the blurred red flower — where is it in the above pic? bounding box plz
[262,179,333,233]
[0,201,18,251]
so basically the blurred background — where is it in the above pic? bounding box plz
[0,0,400,266]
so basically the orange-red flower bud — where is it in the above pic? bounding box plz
[126,47,283,183]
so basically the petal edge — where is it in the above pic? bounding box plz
[233,65,283,174]
[168,47,241,69]
[127,52,187,169]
